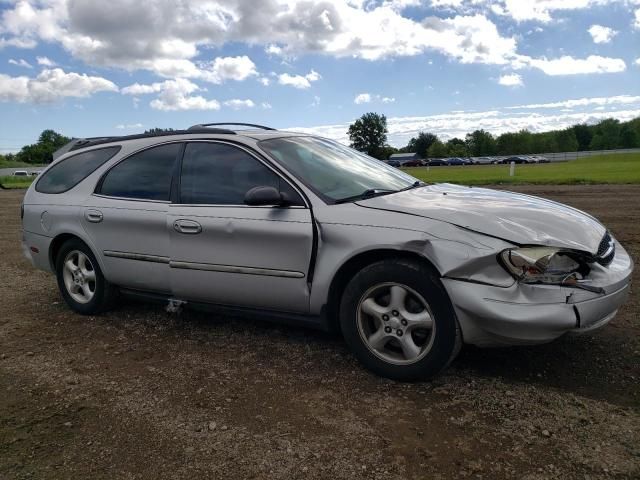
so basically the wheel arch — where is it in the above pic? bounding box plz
[49,232,105,274]
[325,249,441,332]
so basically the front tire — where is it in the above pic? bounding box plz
[55,238,117,315]
[340,259,461,381]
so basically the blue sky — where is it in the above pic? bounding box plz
[0,0,639,150]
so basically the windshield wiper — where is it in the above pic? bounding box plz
[334,188,396,204]
[397,180,425,192]
[334,182,425,204]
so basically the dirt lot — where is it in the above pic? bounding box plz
[1,185,638,480]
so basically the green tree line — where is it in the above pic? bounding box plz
[0,128,173,165]
[347,113,640,160]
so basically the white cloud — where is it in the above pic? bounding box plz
[588,24,617,44]
[506,94,640,110]
[354,93,396,104]
[121,83,159,96]
[115,123,144,129]
[36,56,55,66]
[0,0,632,95]
[261,102,272,109]
[223,98,255,109]
[0,0,523,73]
[278,70,321,89]
[491,0,612,23]
[498,73,523,86]
[525,55,626,75]
[258,77,270,86]
[0,68,117,103]
[636,58,640,66]
[354,93,372,104]
[199,56,258,84]
[8,58,32,68]
[635,9,640,29]
[122,78,220,111]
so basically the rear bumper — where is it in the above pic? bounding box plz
[442,242,633,347]
[22,230,53,273]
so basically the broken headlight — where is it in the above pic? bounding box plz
[500,247,588,285]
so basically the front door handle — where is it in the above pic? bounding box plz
[173,219,202,234]
[85,209,103,223]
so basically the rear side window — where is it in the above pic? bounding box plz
[36,146,121,194]
[97,143,180,201]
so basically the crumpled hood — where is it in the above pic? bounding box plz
[356,183,606,253]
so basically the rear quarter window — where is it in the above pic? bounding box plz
[35,146,121,194]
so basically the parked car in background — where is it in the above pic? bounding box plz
[473,157,494,165]
[385,159,401,167]
[389,152,423,167]
[427,159,447,167]
[531,155,550,163]
[21,123,633,381]
[502,156,530,164]
[446,157,471,166]
[29,171,41,176]
[400,159,426,167]
[13,170,28,176]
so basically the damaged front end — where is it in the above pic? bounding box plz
[440,231,633,347]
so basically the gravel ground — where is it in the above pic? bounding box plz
[1,185,638,480]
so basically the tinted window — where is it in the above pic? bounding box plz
[36,146,121,194]
[180,142,303,205]
[99,143,180,201]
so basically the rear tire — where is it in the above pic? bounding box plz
[55,238,118,315]
[340,259,461,381]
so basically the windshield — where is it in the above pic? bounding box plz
[258,136,418,203]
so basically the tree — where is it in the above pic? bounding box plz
[376,145,399,160]
[590,118,620,150]
[144,128,175,135]
[572,123,593,151]
[15,129,70,164]
[465,129,496,156]
[347,112,388,158]
[427,140,448,158]
[555,128,579,152]
[407,131,438,158]
[446,137,467,157]
[619,124,639,148]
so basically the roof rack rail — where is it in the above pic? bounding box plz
[188,122,276,131]
[64,128,237,153]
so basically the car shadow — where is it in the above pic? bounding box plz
[113,297,638,409]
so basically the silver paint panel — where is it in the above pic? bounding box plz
[357,183,607,253]
[169,205,313,312]
[82,195,172,293]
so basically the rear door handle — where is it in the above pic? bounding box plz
[173,219,202,234]
[85,209,103,223]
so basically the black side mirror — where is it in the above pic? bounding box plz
[244,186,284,206]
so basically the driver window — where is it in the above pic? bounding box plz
[180,142,303,206]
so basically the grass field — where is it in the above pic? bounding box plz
[0,175,34,189]
[0,160,42,169]
[404,152,640,185]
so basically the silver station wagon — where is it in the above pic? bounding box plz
[21,123,633,380]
